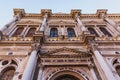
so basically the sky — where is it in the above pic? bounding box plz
[1,0,120,29]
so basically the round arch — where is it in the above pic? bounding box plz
[44,67,90,80]
[0,66,16,80]
[46,70,89,80]
[49,70,87,80]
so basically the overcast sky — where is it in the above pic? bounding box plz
[1,0,120,29]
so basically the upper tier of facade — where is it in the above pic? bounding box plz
[1,9,120,44]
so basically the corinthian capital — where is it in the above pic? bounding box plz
[44,14,48,18]
[31,43,40,51]
[88,40,98,51]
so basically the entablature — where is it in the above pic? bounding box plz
[39,47,91,66]
[16,20,42,25]
[23,14,42,19]
[95,36,120,42]
[48,20,76,25]
[83,20,106,25]
[40,57,90,66]
[0,46,32,52]
[0,55,27,60]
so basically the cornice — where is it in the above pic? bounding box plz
[14,9,25,15]
[13,9,120,19]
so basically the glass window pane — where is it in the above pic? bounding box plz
[26,28,36,37]
[88,28,99,37]
[67,28,76,37]
[50,28,58,37]
[12,27,24,37]
[99,27,112,37]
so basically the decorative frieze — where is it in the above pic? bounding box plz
[41,58,90,66]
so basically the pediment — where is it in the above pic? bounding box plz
[42,47,89,56]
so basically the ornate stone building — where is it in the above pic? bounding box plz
[0,9,120,80]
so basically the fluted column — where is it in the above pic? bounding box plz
[89,65,98,80]
[21,25,29,37]
[9,27,18,37]
[37,64,43,80]
[75,14,87,34]
[91,43,116,80]
[44,24,49,36]
[61,26,64,36]
[104,17,116,27]
[1,14,20,32]
[22,50,38,80]
[40,14,48,32]
[94,26,104,37]
[103,16,120,35]
[24,27,31,37]
[6,24,17,36]
[58,25,62,36]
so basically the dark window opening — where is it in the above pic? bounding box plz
[88,28,99,37]
[67,28,76,37]
[99,27,112,37]
[12,27,24,37]
[50,28,58,37]
[26,28,36,37]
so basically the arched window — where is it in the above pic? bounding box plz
[0,66,15,80]
[67,28,76,37]
[116,65,120,76]
[99,27,112,37]
[88,28,99,37]
[50,28,58,37]
[12,27,24,37]
[26,28,36,37]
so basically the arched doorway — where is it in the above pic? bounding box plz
[54,74,79,80]
[49,70,86,80]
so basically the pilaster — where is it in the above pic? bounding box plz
[40,14,48,32]
[104,17,120,36]
[90,41,116,80]
[1,9,25,33]
[37,64,44,80]
[21,47,38,80]
[94,25,104,37]
[96,9,120,36]
[9,27,18,37]
[21,25,29,37]
[89,64,98,80]
[39,9,52,32]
